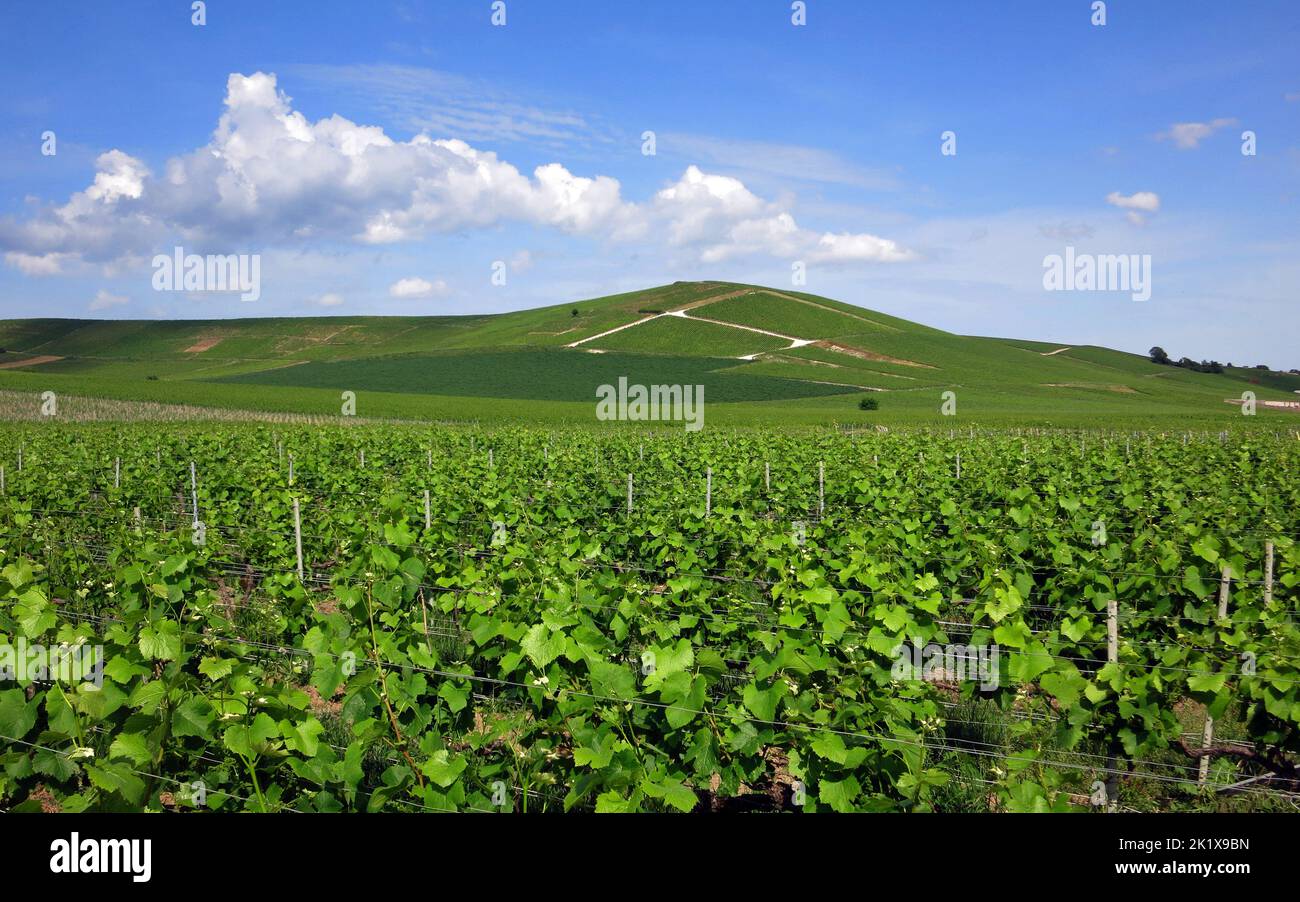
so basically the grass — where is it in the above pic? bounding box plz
[588,315,789,357]
[214,348,858,403]
[0,280,1296,427]
[693,289,890,338]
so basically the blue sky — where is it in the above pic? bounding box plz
[0,0,1297,365]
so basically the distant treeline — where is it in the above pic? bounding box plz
[1148,346,1299,376]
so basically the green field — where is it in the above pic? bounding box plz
[217,349,856,403]
[1,424,1296,813]
[0,281,1296,427]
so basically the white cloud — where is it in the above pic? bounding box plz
[1105,191,1161,213]
[315,292,345,307]
[388,277,448,299]
[660,133,901,191]
[1106,191,1161,225]
[1157,118,1237,149]
[290,63,606,146]
[89,289,129,311]
[809,231,915,263]
[508,250,534,272]
[4,251,71,275]
[654,166,913,264]
[0,71,912,275]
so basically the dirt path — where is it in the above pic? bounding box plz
[812,341,933,369]
[566,313,664,347]
[1041,346,1072,356]
[568,305,820,353]
[746,289,899,331]
[568,289,907,366]
[680,311,813,345]
[0,354,62,369]
[184,337,224,353]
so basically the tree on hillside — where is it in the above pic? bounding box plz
[1149,346,1169,364]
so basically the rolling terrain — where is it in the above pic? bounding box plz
[0,281,1295,426]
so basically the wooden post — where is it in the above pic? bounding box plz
[133,506,142,533]
[427,448,432,470]
[1106,600,1119,811]
[1217,564,1231,619]
[1199,566,1233,786]
[1,465,5,495]
[626,473,633,514]
[292,497,304,583]
[114,456,120,489]
[17,446,22,473]
[288,453,294,486]
[955,452,961,480]
[424,490,432,530]
[1107,600,1118,662]
[817,462,824,518]
[488,448,494,469]
[1264,541,1274,606]
[1197,716,1214,787]
[189,461,199,523]
[705,467,712,518]
[359,449,365,468]
[765,461,770,492]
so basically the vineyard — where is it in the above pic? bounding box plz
[0,423,1297,813]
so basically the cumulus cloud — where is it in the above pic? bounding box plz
[653,166,914,264]
[1106,191,1160,212]
[388,277,448,299]
[1157,118,1237,149]
[1106,190,1161,225]
[315,292,345,307]
[4,251,72,275]
[0,72,912,274]
[810,231,915,263]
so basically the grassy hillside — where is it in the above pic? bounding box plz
[0,280,1296,426]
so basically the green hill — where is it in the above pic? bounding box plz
[0,281,1296,426]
